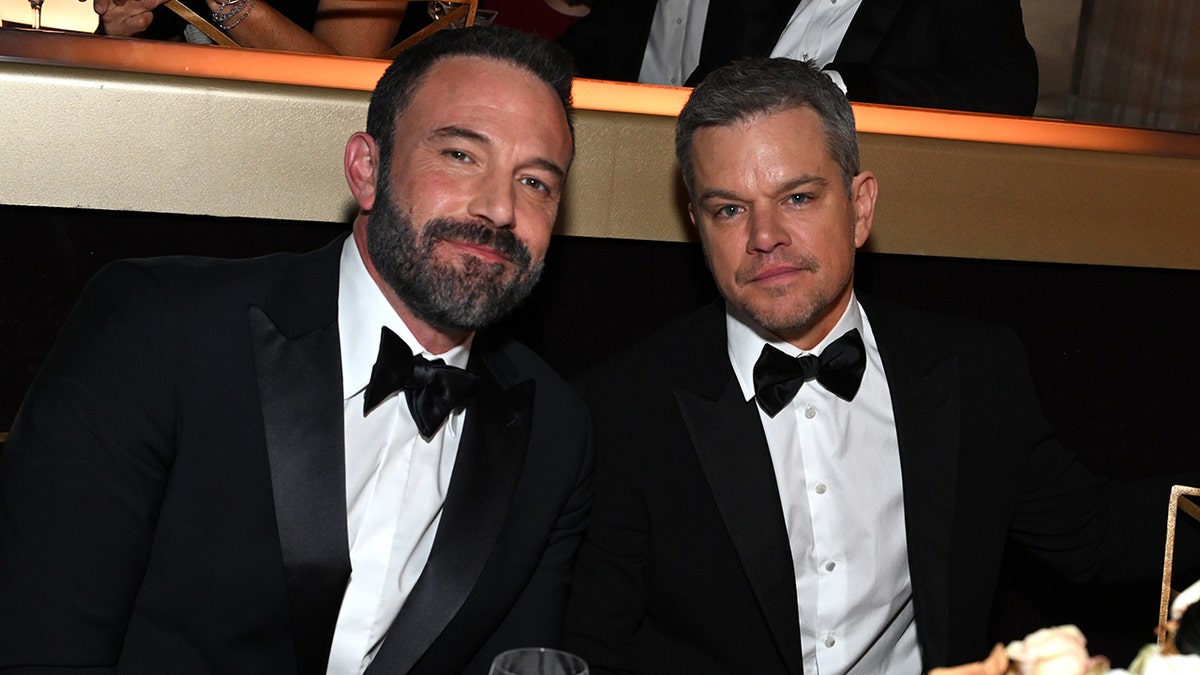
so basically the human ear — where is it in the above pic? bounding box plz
[850,171,878,248]
[344,132,380,212]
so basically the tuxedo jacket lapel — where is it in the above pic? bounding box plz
[674,305,806,675]
[367,342,534,675]
[864,297,960,668]
[689,0,800,86]
[248,236,351,675]
[836,0,905,62]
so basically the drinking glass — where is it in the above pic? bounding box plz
[427,1,497,28]
[489,647,589,675]
[28,0,45,29]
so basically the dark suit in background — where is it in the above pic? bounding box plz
[557,0,1039,115]
[0,236,592,674]
[564,297,1175,672]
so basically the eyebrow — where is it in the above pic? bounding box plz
[697,174,828,203]
[432,125,489,145]
[432,125,567,182]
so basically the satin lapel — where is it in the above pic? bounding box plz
[366,350,532,675]
[835,0,905,62]
[870,307,959,669]
[676,377,806,675]
[743,0,803,55]
[249,305,350,675]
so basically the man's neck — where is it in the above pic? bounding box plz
[352,221,471,355]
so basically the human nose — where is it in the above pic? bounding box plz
[467,171,516,229]
[746,209,790,254]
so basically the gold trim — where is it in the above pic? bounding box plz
[1159,485,1200,643]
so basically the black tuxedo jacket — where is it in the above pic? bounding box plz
[0,235,593,674]
[557,0,1038,115]
[564,297,1175,673]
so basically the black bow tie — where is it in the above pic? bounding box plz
[363,327,479,437]
[752,329,866,417]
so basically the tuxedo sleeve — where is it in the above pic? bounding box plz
[831,0,1038,115]
[459,428,595,674]
[0,262,177,671]
[974,327,1186,582]
[562,395,649,675]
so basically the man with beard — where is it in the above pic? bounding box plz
[0,26,591,675]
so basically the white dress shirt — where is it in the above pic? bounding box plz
[639,0,862,92]
[769,0,863,93]
[325,237,473,675]
[638,0,710,86]
[726,293,922,674]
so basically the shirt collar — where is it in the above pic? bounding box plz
[338,236,473,401]
[726,292,865,402]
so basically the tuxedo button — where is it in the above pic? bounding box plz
[825,561,836,572]
[815,482,827,494]
[804,406,816,419]
[825,636,836,648]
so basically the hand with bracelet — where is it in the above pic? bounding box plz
[88,0,407,57]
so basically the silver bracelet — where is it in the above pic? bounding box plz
[216,0,256,31]
[211,0,243,22]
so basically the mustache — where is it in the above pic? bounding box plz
[734,253,819,285]
[423,218,533,269]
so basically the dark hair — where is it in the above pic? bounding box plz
[366,25,576,178]
[675,58,859,199]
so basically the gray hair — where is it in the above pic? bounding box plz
[675,58,860,199]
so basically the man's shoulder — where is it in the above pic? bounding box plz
[102,236,342,296]
[78,237,345,327]
[574,300,726,396]
[860,293,1028,364]
[475,330,588,414]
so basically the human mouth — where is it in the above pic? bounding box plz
[748,264,806,284]
[451,239,512,264]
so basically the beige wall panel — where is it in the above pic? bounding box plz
[560,110,690,242]
[1,63,365,222]
[4,32,1200,273]
[860,133,1200,268]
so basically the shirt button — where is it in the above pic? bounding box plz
[815,483,827,495]
[804,406,816,419]
[825,636,836,648]
[675,17,682,24]
[825,561,836,572]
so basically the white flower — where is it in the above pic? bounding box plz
[1006,625,1094,675]
[1172,580,1200,621]
[1128,644,1200,674]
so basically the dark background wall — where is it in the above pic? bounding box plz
[5,204,1200,664]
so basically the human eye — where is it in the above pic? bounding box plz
[787,193,813,206]
[442,148,473,163]
[712,204,744,220]
[520,175,550,194]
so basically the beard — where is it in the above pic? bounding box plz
[712,247,853,341]
[366,186,544,334]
